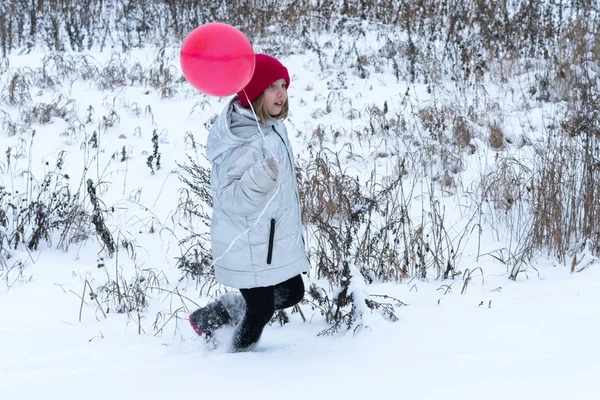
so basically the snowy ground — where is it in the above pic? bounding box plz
[1,35,600,399]
[1,250,599,399]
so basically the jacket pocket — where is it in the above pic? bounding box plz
[267,218,276,264]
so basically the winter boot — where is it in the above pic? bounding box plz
[189,301,232,338]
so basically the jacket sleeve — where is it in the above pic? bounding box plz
[215,145,278,217]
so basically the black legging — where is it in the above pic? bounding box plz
[233,274,304,350]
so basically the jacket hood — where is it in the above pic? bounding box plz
[206,99,277,164]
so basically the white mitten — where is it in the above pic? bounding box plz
[264,156,280,181]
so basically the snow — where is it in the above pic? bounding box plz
[2,253,599,399]
[1,26,600,400]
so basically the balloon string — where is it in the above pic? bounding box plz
[245,90,277,159]
[209,90,281,269]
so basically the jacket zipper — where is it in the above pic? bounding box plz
[267,218,276,264]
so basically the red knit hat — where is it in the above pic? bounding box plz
[237,54,290,108]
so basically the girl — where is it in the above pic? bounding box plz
[189,54,310,351]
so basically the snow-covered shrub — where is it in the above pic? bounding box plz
[0,154,90,262]
[530,86,600,264]
[296,145,465,333]
[175,155,214,286]
[1,70,32,106]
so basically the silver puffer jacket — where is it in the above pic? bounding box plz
[205,99,310,289]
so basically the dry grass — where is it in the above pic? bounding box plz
[488,122,505,150]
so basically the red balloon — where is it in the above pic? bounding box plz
[180,23,255,96]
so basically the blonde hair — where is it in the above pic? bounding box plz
[250,94,289,124]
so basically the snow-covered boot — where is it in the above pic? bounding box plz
[189,301,232,338]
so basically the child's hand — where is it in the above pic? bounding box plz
[264,156,280,181]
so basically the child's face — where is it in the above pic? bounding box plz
[262,79,287,117]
